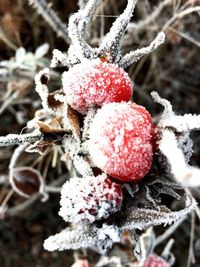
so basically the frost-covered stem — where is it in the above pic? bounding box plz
[28,0,70,44]
[161,239,175,264]
[8,144,29,172]
[68,10,94,60]
[119,32,165,68]
[0,133,43,147]
[78,0,100,38]
[151,91,174,118]
[78,0,89,9]
[98,0,137,62]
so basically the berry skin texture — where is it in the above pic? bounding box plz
[59,174,123,223]
[89,102,153,182]
[62,58,133,114]
[143,254,169,267]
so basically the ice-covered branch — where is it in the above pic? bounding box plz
[119,32,165,68]
[0,133,43,147]
[28,0,69,43]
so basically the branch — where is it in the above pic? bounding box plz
[28,0,70,44]
[0,133,43,147]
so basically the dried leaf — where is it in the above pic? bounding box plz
[67,106,81,138]
[10,167,44,198]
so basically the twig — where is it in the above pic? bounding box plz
[162,6,200,30]
[28,0,70,44]
[166,26,200,48]
[0,132,43,147]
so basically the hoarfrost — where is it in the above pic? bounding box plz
[44,223,120,254]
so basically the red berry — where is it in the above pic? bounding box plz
[62,58,133,114]
[89,102,153,182]
[71,260,93,267]
[143,254,169,267]
[59,174,123,223]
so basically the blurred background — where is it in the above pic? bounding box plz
[0,0,200,266]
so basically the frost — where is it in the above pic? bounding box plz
[44,223,120,254]
[59,174,123,223]
[35,68,64,115]
[118,191,196,231]
[97,0,137,62]
[119,32,165,68]
[0,44,49,72]
[62,58,133,114]
[88,102,153,181]
[159,130,200,187]
[152,92,200,186]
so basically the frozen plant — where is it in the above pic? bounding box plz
[0,0,199,266]
[0,44,50,74]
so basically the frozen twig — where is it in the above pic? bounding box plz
[67,1,95,63]
[119,32,165,68]
[28,0,70,43]
[0,133,43,147]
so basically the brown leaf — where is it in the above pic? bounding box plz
[10,167,43,198]
[67,106,80,138]
[37,117,65,134]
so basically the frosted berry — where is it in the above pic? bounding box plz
[143,254,169,267]
[62,58,133,114]
[89,102,153,182]
[59,174,123,223]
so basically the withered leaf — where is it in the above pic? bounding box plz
[37,117,65,134]
[10,167,43,198]
[67,106,80,138]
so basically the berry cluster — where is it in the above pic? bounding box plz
[61,58,154,223]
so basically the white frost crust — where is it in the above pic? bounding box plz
[159,130,200,187]
[43,223,120,254]
[59,174,122,223]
